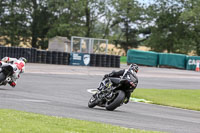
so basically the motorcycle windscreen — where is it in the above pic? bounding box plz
[129,74,137,83]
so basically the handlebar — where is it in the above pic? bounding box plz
[121,64,133,79]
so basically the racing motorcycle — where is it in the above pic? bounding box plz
[0,62,15,86]
[88,65,137,111]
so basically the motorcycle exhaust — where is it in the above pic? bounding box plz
[6,77,11,82]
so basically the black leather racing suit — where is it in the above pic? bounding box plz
[106,69,138,103]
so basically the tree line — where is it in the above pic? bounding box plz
[0,0,200,55]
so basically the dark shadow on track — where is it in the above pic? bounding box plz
[86,106,127,113]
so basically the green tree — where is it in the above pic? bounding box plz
[46,0,87,39]
[0,0,56,48]
[47,0,107,39]
[110,0,144,54]
[145,0,193,54]
[180,0,200,55]
[0,0,28,46]
[82,0,106,37]
[21,0,55,48]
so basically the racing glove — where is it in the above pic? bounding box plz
[103,74,109,80]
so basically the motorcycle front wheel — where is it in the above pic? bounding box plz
[88,95,98,108]
[0,72,6,82]
[105,90,125,111]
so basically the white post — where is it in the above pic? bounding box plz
[105,40,108,54]
[88,38,92,54]
[80,39,83,53]
[98,40,100,54]
[91,39,94,53]
[70,36,73,53]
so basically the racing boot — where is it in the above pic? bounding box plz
[9,81,16,87]
[124,97,130,104]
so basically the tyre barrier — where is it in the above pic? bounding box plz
[111,55,116,67]
[101,54,107,67]
[90,54,96,66]
[46,51,53,64]
[41,50,47,64]
[52,51,58,64]
[37,50,42,63]
[31,48,37,63]
[115,55,119,68]
[106,55,111,67]
[63,52,70,65]
[89,54,120,68]
[58,51,63,65]
[0,46,120,67]
[15,47,21,59]
[96,54,102,67]
[0,47,2,59]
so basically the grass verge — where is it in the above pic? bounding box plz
[120,56,127,64]
[132,89,200,111]
[0,109,160,133]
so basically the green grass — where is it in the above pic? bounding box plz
[120,56,127,63]
[0,109,161,133]
[132,89,200,111]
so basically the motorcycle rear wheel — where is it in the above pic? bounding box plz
[0,72,6,82]
[105,90,125,111]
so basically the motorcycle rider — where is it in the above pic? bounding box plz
[0,57,27,87]
[99,64,139,104]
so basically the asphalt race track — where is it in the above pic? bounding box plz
[0,63,200,133]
